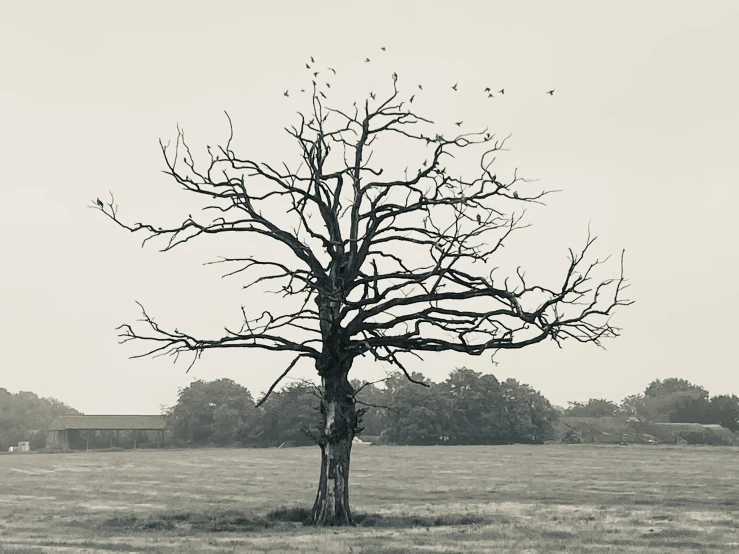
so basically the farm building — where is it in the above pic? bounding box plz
[557,416,736,445]
[46,415,168,450]
[649,422,736,445]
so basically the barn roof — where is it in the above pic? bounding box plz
[47,415,167,431]
[652,422,734,435]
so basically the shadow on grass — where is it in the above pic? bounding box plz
[101,506,494,533]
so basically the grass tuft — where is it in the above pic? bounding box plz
[354,512,486,527]
[103,510,275,533]
[266,506,311,522]
[102,508,491,533]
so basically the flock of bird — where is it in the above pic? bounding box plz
[283,47,556,104]
[95,48,544,220]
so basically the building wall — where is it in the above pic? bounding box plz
[45,430,69,449]
[45,429,170,450]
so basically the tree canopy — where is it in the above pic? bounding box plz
[565,398,620,417]
[95,78,631,395]
[0,388,80,450]
[166,378,257,446]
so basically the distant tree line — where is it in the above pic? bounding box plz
[3,376,737,451]
[566,378,739,432]
[0,388,80,450]
[164,369,560,447]
[165,375,738,448]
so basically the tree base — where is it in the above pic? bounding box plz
[306,371,357,526]
[304,508,354,527]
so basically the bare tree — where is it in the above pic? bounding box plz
[93,70,631,526]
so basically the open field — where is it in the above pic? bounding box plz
[1,445,738,553]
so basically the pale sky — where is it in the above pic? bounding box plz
[1,1,737,415]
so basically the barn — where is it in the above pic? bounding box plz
[46,415,168,450]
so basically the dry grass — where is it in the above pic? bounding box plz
[1,445,738,552]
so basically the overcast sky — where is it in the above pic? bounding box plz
[1,1,737,414]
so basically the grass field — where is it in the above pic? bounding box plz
[1,445,737,553]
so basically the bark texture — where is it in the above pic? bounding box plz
[308,369,357,526]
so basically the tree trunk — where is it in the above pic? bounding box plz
[307,371,357,526]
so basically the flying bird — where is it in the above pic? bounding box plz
[498,88,505,94]
[455,121,463,126]
[305,63,310,69]
[311,56,315,63]
[328,67,337,74]
[381,46,386,51]
[410,94,415,103]
[452,83,458,91]
[300,89,305,93]
[370,91,376,99]
[283,90,289,97]
[319,91,327,99]
[484,87,491,92]
[547,89,555,95]
[313,71,319,77]
[418,84,423,90]
[326,83,331,88]
[365,58,370,63]
[96,198,103,208]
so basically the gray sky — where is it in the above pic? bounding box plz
[1,1,737,414]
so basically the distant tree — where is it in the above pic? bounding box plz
[442,368,507,444]
[644,378,708,399]
[500,378,559,442]
[167,379,257,446]
[709,395,739,432]
[254,382,321,446]
[619,394,646,417]
[667,392,739,431]
[0,388,80,450]
[668,395,714,424]
[620,380,739,431]
[351,380,390,437]
[565,398,620,417]
[95,61,631,524]
[498,380,534,443]
[637,379,710,422]
[383,373,452,445]
[362,370,557,445]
